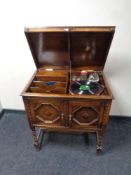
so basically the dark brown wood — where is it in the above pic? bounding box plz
[21,26,115,154]
[25,26,115,70]
[70,31,114,69]
[25,32,70,68]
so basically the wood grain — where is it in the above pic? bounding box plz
[22,26,114,154]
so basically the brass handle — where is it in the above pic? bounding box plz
[69,114,72,126]
[69,114,72,121]
[61,113,64,120]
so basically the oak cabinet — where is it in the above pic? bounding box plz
[21,26,115,154]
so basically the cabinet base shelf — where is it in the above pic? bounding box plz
[31,126,104,154]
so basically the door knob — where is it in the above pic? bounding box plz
[61,113,64,120]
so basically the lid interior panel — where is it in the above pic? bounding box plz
[25,32,70,68]
[25,27,115,70]
[70,32,114,69]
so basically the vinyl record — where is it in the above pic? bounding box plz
[69,81,85,95]
[87,82,104,95]
[69,81,104,95]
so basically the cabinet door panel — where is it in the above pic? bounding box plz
[29,98,65,127]
[69,100,104,128]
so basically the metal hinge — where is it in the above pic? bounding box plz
[64,28,69,32]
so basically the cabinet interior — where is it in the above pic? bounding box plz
[26,66,109,96]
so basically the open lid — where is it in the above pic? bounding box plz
[25,26,115,70]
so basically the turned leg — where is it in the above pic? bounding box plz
[96,130,105,154]
[31,127,44,151]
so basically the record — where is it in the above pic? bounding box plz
[69,81,104,95]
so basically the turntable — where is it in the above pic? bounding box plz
[70,71,104,95]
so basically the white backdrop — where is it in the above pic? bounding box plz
[0,0,131,116]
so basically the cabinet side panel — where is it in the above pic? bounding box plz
[23,97,34,129]
[101,100,112,129]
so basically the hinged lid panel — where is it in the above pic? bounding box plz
[25,26,115,70]
[70,29,115,70]
[25,31,70,68]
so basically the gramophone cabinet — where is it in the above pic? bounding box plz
[21,26,115,154]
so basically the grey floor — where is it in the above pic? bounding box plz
[0,111,131,175]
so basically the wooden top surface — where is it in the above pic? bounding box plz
[25,26,115,32]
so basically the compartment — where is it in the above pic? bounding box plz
[27,69,110,96]
[36,69,68,82]
[30,86,66,93]
[29,68,69,94]
[69,70,108,96]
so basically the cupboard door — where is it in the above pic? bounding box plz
[69,100,104,128]
[29,98,66,128]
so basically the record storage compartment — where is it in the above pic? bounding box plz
[21,26,115,154]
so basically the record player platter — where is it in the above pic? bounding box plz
[69,81,104,95]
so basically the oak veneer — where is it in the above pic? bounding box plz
[21,26,115,154]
